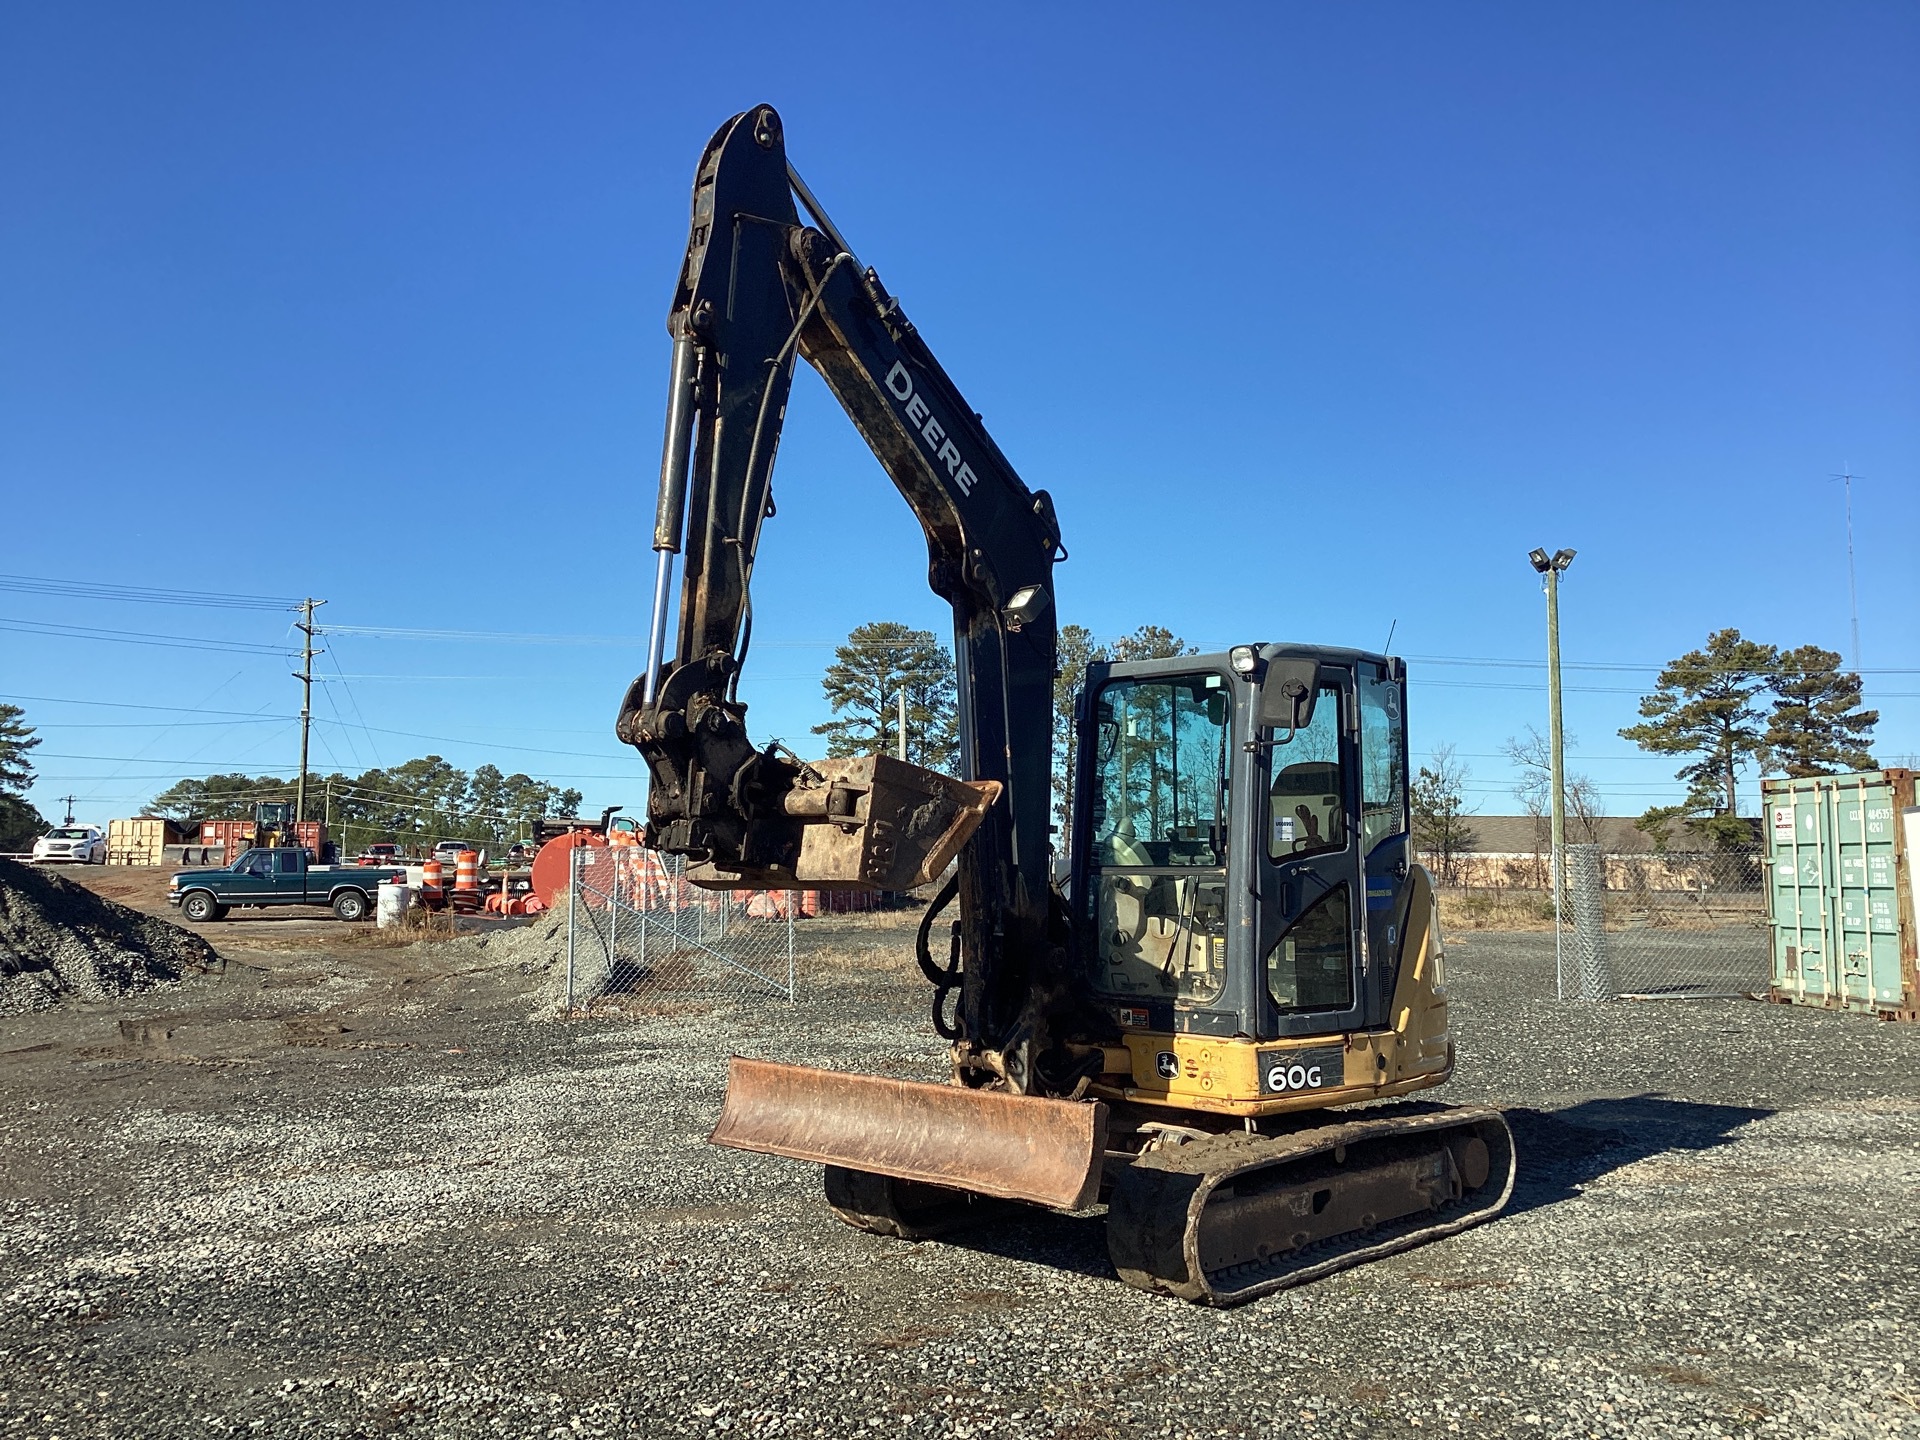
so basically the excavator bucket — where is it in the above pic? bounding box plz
[688,756,1000,893]
[710,1057,1108,1211]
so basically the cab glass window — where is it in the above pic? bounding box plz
[1266,884,1354,1013]
[1087,674,1230,1005]
[1089,676,1229,868]
[276,851,303,874]
[1359,666,1407,852]
[1267,683,1345,860]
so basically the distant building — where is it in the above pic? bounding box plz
[1419,813,1763,890]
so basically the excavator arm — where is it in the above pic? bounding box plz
[615,104,1080,1092]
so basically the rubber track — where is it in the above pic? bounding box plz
[1106,1104,1516,1306]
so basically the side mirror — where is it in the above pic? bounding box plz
[1257,659,1320,743]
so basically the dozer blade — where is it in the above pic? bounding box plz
[1107,1105,1516,1306]
[709,1057,1108,1212]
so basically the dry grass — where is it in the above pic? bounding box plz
[1438,888,1557,932]
[804,938,923,978]
[1437,886,1765,934]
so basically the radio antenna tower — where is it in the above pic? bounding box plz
[1832,469,1861,672]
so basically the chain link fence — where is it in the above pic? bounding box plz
[1554,845,1769,1001]
[564,844,798,1011]
[1432,846,1769,1001]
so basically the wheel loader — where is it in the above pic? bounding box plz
[616,105,1514,1306]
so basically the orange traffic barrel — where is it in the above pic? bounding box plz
[452,850,482,911]
[421,859,445,907]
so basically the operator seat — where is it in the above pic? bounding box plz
[1102,820,1154,947]
[1272,760,1344,855]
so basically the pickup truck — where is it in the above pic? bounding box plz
[167,847,405,923]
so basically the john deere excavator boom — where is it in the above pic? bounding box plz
[615,103,1085,1099]
[619,105,1514,1305]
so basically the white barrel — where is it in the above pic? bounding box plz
[377,878,413,929]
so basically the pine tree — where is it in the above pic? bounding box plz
[1620,629,1777,846]
[1051,625,1196,828]
[1765,645,1876,777]
[1410,745,1477,884]
[812,621,958,772]
[0,703,40,795]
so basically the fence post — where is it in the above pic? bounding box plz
[565,841,578,1012]
[1570,843,1612,1001]
[787,897,796,1002]
[1551,844,1564,1000]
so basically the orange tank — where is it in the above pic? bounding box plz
[529,829,607,910]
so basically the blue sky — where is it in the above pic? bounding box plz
[3,1,1915,829]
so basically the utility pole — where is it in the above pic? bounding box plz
[294,599,326,824]
[1528,548,1576,994]
[1832,469,1862,673]
[896,686,908,762]
[59,794,77,825]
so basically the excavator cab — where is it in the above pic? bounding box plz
[1072,645,1414,1051]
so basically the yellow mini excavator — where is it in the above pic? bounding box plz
[616,105,1515,1306]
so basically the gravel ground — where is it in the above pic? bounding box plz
[1,910,1916,1440]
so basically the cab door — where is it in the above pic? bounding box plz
[274,847,309,901]
[1357,660,1413,1028]
[222,848,276,904]
[1259,664,1367,1041]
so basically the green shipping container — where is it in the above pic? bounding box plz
[1764,769,1918,1019]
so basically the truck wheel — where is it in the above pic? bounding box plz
[180,891,225,923]
[332,889,371,922]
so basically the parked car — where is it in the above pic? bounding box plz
[430,839,486,867]
[167,847,405,923]
[32,826,106,865]
[361,843,400,863]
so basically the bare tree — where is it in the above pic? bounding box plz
[1503,726,1604,864]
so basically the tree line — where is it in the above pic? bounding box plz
[1412,628,1879,872]
[147,761,583,857]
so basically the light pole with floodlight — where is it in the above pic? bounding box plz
[1528,546,1576,992]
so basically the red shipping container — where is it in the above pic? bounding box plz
[197,818,326,859]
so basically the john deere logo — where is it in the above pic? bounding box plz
[1154,1051,1179,1080]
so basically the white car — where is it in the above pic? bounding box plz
[33,825,107,865]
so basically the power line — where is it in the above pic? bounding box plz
[0,617,293,655]
[25,718,289,730]
[0,693,293,719]
[0,573,302,611]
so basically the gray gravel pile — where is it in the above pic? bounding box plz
[0,856,216,1014]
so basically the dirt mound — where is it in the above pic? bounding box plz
[0,857,218,1014]
[410,913,574,1017]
